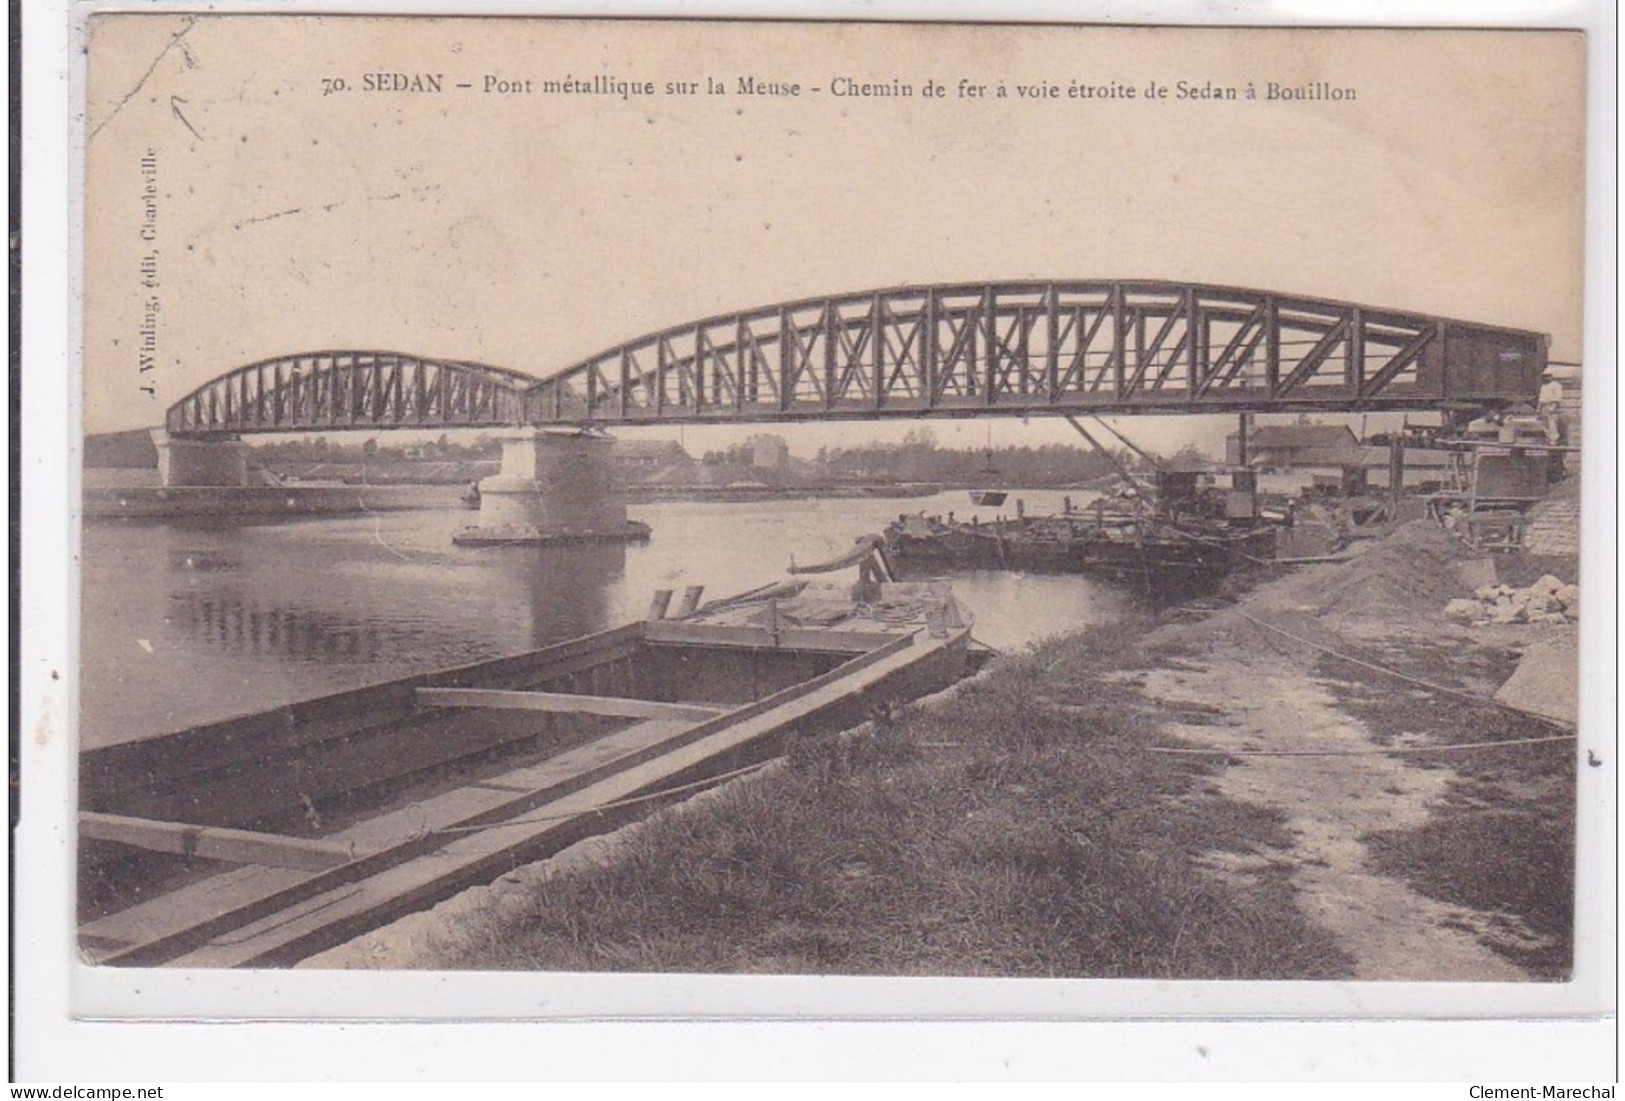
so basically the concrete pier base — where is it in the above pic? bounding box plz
[152,430,249,487]
[454,430,649,547]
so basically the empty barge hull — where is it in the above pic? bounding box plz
[78,582,972,967]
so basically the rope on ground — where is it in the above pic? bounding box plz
[1146,733,1576,758]
[426,759,775,838]
[1238,611,1576,732]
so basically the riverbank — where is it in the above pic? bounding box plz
[82,477,949,518]
[305,518,1577,980]
[82,483,461,520]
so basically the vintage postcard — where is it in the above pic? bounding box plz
[25,4,1614,1077]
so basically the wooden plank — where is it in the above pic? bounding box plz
[80,864,312,956]
[80,812,355,873]
[415,688,724,722]
[642,620,902,653]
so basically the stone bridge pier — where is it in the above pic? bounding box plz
[151,430,249,487]
[455,429,649,547]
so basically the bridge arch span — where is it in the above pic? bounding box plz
[164,350,538,437]
[527,280,1547,425]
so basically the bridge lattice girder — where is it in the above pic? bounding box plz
[164,351,536,436]
[530,282,1546,425]
[164,282,1547,437]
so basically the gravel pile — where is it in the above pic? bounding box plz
[1312,520,1477,618]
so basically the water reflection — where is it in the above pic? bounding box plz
[515,544,627,644]
[165,543,624,663]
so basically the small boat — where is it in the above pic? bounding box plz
[967,490,1008,507]
[78,577,973,967]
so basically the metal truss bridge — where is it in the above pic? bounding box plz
[165,281,1547,437]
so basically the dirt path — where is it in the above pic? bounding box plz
[1136,654,1526,981]
[1124,521,1575,981]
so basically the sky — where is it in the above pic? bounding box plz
[82,18,1587,459]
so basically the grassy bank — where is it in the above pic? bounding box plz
[440,622,1352,979]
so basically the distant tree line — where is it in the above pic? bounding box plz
[697,429,1133,487]
[247,427,1164,488]
[251,434,502,463]
[811,435,1125,485]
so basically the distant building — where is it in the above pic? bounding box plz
[614,439,696,487]
[751,434,788,470]
[1228,424,1361,471]
[1226,423,1454,493]
[615,439,693,471]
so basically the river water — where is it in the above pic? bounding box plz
[79,488,1130,749]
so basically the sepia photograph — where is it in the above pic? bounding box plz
[25,5,1614,1077]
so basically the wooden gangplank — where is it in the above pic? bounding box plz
[80,813,355,873]
[642,620,900,652]
[415,688,724,722]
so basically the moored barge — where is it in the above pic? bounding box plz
[883,513,1275,587]
[883,470,1281,590]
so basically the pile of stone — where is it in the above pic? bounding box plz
[1444,575,1579,626]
